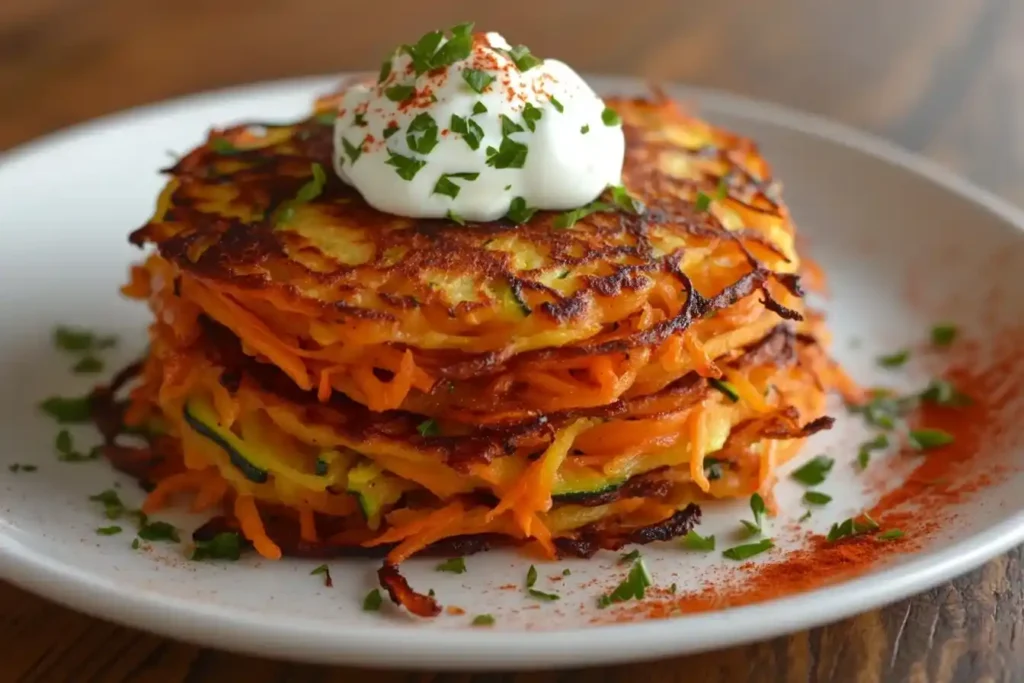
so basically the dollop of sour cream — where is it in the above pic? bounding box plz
[332,26,625,222]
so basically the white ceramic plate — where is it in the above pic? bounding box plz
[1,76,1023,670]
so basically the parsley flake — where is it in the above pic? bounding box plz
[385,151,427,181]
[341,136,364,165]
[857,433,889,469]
[528,589,560,601]
[791,455,835,486]
[500,114,524,136]
[39,395,92,423]
[138,520,180,543]
[384,85,415,102]
[505,197,537,224]
[802,491,832,505]
[599,557,652,606]
[89,489,125,520]
[276,163,326,225]
[417,419,440,437]
[920,379,971,407]
[908,428,955,451]
[485,136,528,169]
[619,549,641,563]
[406,113,440,154]
[311,564,333,587]
[190,531,243,561]
[878,350,910,368]
[209,138,240,155]
[378,59,392,83]
[608,185,645,214]
[722,539,774,560]
[383,124,400,140]
[740,493,767,537]
[522,103,543,132]
[472,101,488,115]
[550,96,564,113]
[553,200,613,228]
[580,124,590,134]
[433,172,479,199]
[827,514,879,543]
[931,324,958,347]
[353,112,367,127]
[446,210,466,225]
[472,614,495,626]
[363,588,383,611]
[436,557,467,574]
[450,114,484,151]
[72,355,104,374]
[526,564,538,588]
[878,529,905,541]
[601,107,622,126]
[497,44,543,71]
[95,525,122,536]
[462,68,495,93]
[682,531,715,551]
[694,192,712,212]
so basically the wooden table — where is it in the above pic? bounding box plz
[2,1,1023,681]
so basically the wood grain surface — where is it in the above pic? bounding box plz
[2,1,1023,681]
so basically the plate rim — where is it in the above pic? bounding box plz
[1,74,1023,670]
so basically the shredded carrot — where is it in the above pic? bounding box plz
[142,469,211,514]
[682,332,720,378]
[723,366,771,412]
[191,474,229,512]
[688,403,711,493]
[235,495,282,560]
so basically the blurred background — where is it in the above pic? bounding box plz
[2,0,1023,202]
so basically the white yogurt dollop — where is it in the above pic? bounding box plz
[332,28,625,222]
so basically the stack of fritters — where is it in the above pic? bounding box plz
[111,90,845,615]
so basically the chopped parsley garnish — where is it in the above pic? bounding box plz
[378,58,392,83]
[72,355,104,374]
[931,324,958,347]
[462,68,495,93]
[522,103,543,132]
[878,529,905,541]
[39,395,92,423]
[827,514,879,543]
[500,114,524,136]
[276,163,327,224]
[528,589,560,601]
[485,136,528,169]
[363,588,383,611]
[190,531,243,561]
[406,112,440,154]
[694,192,712,212]
[384,85,415,102]
[798,510,812,523]
[7,464,37,473]
[709,378,740,402]
[436,557,467,574]
[341,137,364,165]
[682,531,715,551]
[446,210,466,225]
[553,200,613,229]
[850,390,915,430]
[450,114,484,150]
[311,564,333,587]
[920,379,971,407]
[562,568,571,576]
[580,124,590,134]
[433,172,479,199]
[599,557,652,607]
[619,549,641,563]
[95,526,122,536]
[353,113,367,127]
[383,124,400,140]
[525,564,538,588]
[137,520,180,543]
[385,151,427,181]
[472,101,488,115]
[601,107,621,126]
[472,614,496,626]
[54,326,115,352]
[401,23,474,75]
[417,419,440,437]
[550,96,564,113]
[856,433,889,469]
[209,138,240,155]
[740,493,767,536]
[314,111,336,125]
[722,538,774,560]
[131,538,140,550]
[505,197,537,224]
[715,175,730,199]
[908,428,954,451]
[877,350,910,368]
[608,185,644,214]
[791,455,835,486]
[802,491,832,505]
[89,489,125,520]
[498,44,543,71]
[56,430,99,462]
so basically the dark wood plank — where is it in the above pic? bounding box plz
[1,1,1022,681]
